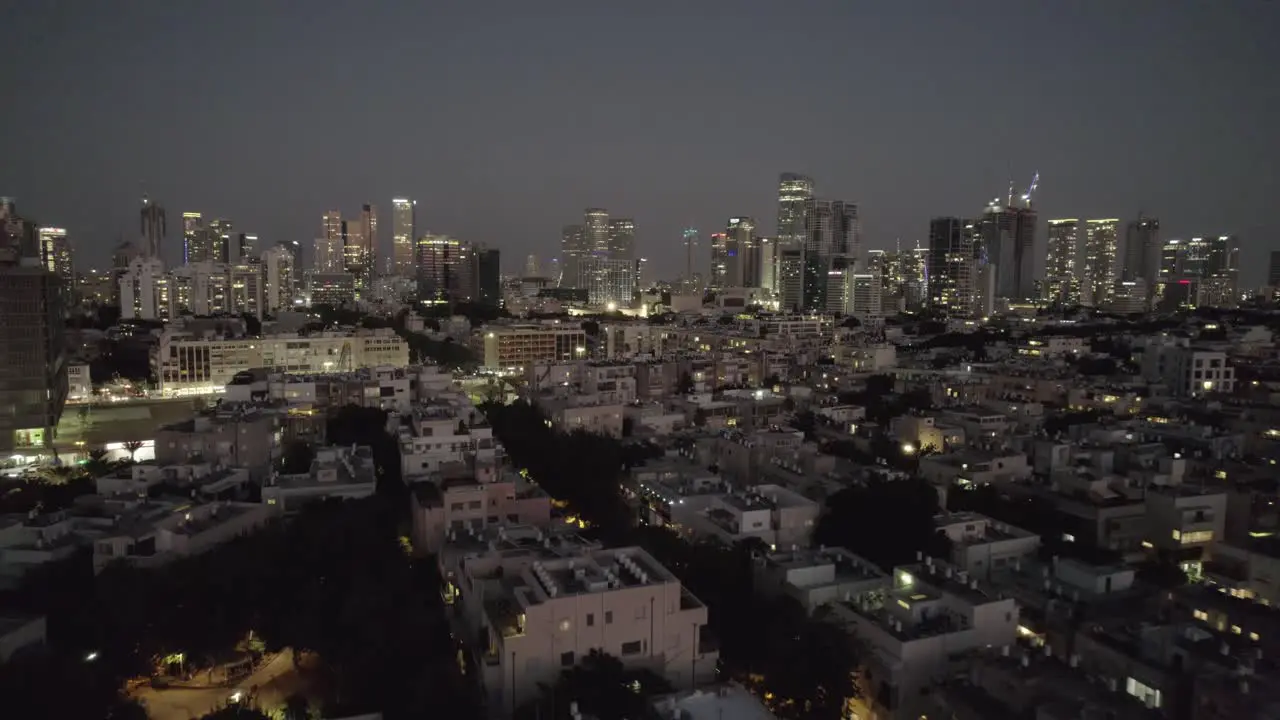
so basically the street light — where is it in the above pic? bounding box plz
[902,443,916,455]
[84,651,98,662]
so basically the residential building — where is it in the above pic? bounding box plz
[391,198,416,275]
[1123,214,1161,285]
[306,271,356,306]
[316,211,344,272]
[92,500,273,574]
[441,537,716,712]
[37,226,73,301]
[928,217,977,316]
[934,512,1040,578]
[261,244,296,313]
[1043,219,1080,304]
[1082,219,1120,307]
[978,198,1037,300]
[753,546,889,615]
[140,195,167,260]
[408,464,552,553]
[474,323,588,371]
[262,444,378,513]
[152,327,408,396]
[155,404,282,476]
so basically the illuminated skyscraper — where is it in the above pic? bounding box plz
[208,218,233,264]
[726,217,756,287]
[261,243,296,313]
[682,227,699,281]
[709,232,729,289]
[38,227,73,299]
[140,195,167,259]
[758,237,776,292]
[928,217,977,316]
[584,208,609,255]
[1123,214,1160,284]
[182,212,206,265]
[802,199,858,311]
[607,218,635,260]
[978,200,1037,300]
[392,198,416,276]
[1201,235,1240,307]
[1082,219,1119,307]
[416,234,475,304]
[560,224,587,288]
[776,173,814,249]
[1044,219,1080,304]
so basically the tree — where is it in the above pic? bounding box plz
[814,480,950,571]
[279,440,315,475]
[198,706,273,720]
[515,650,673,720]
[676,372,695,395]
[122,440,144,461]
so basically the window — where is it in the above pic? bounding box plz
[621,641,642,656]
[605,611,614,624]
[560,651,574,667]
[586,613,594,627]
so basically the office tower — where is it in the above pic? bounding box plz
[634,257,648,289]
[477,247,502,307]
[776,173,814,249]
[306,272,357,307]
[801,199,858,311]
[928,217,977,316]
[338,203,378,293]
[1044,219,1080,305]
[580,256,635,308]
[261,244,296,313]
[584,208,609,255]
[525,254,540,277]
[315,211,343,272]
[1270,250,1280,287]
[1201,235,1240,307]
[207,218,233,264]
[977,199,1036,300]
[725,217,757,287]
[140,195,167,259]
[903,246,929,310]
[709,233,729,289]
[416,235,476,304]
[682,228,699,284]
[229,263,264,318]
[181,212,204,264]
[758,237,776,292]
[392,198,416,276]
[849,273,882,316]
[1123,214,1160,283]
[0,201,67,451]
[560,224,588,288]
[825,256,856,313]
[777,247,805,311]
[1081,219,1119,307]
[607,218,635,260]
[236,233,257,264]
[37,227,73,301]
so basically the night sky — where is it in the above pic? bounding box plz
[2,1,1277,284]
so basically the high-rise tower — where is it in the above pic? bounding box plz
[1082,219,1120,307]
[928,217,978,316]
[140,195,167,260]
[607,218,635,260]
[560,224,587,288]
[584,208,609,255]
[1123,214,1161,284]
[316,210,344,272]
[392,198,416,276]
[1044,219,1080,305]
[978,199,1037,300]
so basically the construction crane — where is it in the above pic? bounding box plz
[1019,172,1040,208]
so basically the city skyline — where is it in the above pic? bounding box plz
[2,2,1277,284]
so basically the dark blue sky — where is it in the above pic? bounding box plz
[2,1,1277,283]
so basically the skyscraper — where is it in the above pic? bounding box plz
[758,237,777,293]
[1082,219,1119,307]
[776,173,814,249]
[0,200,67,451]
[392,198,416,276]
[928,217,977,316]
[584,208,609,255]
[726,217,756,287]
[682,228,699,286]
[477,247,502,307]
[416,234,475,304]
[315,211,343,272]
[208,218,233,264]
[1044,219,1080,305]
[1201,235,1240,307]
[261,243,296,313]
[182,212,207,265]
[580,256,635,308]
[709,232,729,289]
[607,218,635,260]
[524,254,541,277]
[977,199,1036,300]
[560,224,587,288]
[1123,214,1161,284]
[140,195,167,260]
[38,227,73,300]
[1269,250,1280,287]
[801,199,858,311]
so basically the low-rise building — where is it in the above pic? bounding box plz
[408,464,552,553]
[934,512,1040,578]
[92,500,273,574]
[262,445,378,513]
[440,531,717,712]
[753,546,889,615]
[155,404,281,480]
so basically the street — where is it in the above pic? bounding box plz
[130,649,320,720]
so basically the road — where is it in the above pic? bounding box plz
[131,649,319,720]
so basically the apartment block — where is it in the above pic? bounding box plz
[92,500,273,574]
[262,445,378,513]
[439,531,717,712]
[934,511,1040,578]
[155,404,281,479]
[752,546,890,614]
[474,323,588,371]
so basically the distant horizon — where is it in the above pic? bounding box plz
[3,1,1276,284]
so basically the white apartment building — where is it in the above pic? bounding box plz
[408,467,552,553]
[1139,338,1235,398]
[262,445,377,513]
[119,256,169,321]
[92,500,273,574]
[1016,336,1086,359]
[66,363,92,402]
[474,323,588,372]
[441,533,717,713]
[829,557,1019,720]
[692,485,819,549]
[537,396,625,437]
[753,546,890,615]
[934,512,1040,578]
[261,244,296,313]
[153,328,409,396]
[398,398,499,477]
